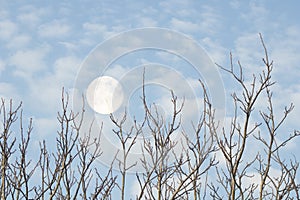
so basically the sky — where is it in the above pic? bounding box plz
[1,0,300,198]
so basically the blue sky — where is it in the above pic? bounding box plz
[1,0,300,198]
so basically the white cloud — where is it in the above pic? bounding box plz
[52,55,81,89]
[0,9,9,19]
[159,0,191,14]
[33,117,58,138]
[138,17,157,27]
[155,51,182,63]
[233,33,263,75]
[177,8,195,18]
[104,64,129,78]
[261,84,300,131]
[249,1,267,17]
[82,22,123,42]
[170,18,200,33]
[0,59,5,74]
[38,20,71,38]
[130,179,141,197]
[23,55,81,114]
[6,34,31,49]
[141,6,158,16]
[58,41,78,52]
[83,22,107,35]
[201,37,227,64]
[230,0,241,9]
[23,73,64,115]
[18,12,40,26]
[270,26,300,73]
[198,5,222,34]
[242,167,283,196]
[0,82,20,101]
[241,1,269,28]
[54,56,80,80]
[0,20,18,39]
[9,45,51,78]
[80,22,117,46]
[17,5,48,27]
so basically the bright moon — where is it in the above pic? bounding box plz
[86,76,124,114]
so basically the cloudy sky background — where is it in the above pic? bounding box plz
[1,0,300,198]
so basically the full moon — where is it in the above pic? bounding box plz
[86,76,124,114]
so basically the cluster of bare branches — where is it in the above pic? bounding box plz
[0,90,117,200]
[105,73,218,200]
[132,78,218,200]
[210,34,300,199]
[0,35,299,199]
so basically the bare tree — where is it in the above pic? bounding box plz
[0,34,299,200]
[34,89,118,200]
[110,110,142,200]
[0,90,117,200]
[210,34,300,200]
[0,98,38,200]
[135,76,218,200]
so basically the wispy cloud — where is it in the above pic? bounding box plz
[0,82,19,101]
[38,19,71,38]
[9,45,51,78]
[138,17,158,27]
[6,34,31,49]
[170,18,200,33]
[0,59,5,75]
[17,5,48,27]
[83,22,107,36]
[0,20,18,39]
